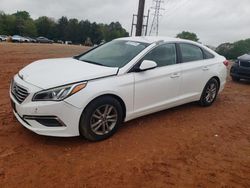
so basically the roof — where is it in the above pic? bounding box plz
[116,36,192,44]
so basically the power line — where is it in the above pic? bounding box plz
[149,0,164,36]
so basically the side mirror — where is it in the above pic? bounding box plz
[139,60,157,71]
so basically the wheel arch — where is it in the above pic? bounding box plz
[210,76,221,89]
[200,76,221,99]
[199,76,221,107]
[82,93,127,122]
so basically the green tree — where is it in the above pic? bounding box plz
[0,12,4,34]
[12,11,37,36]
[65,18,80,43]
[22,19,37,36]
[13,11,30,20]
[90,22,103,44]
[216,39,250,59]
[35,16,57,39]
[176,31,199,42]
[0,13,16,35]
[101,22,129,42]
[216,43,234,59]
[57,16,68,41]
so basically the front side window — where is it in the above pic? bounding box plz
[78,40,149,68]
[143,43,177,67]
[180,43,204,63]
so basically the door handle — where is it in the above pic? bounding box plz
[170,72,181,78]
[202,66,209,71]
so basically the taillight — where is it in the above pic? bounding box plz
[223,60,229,67]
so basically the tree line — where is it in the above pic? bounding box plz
[216,39,250,60]
[0,11,129,44]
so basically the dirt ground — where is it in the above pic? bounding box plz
[0,43,249,188]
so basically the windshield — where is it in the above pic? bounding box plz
[78,40,149,68]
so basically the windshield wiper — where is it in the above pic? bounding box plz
[80,59,107,67]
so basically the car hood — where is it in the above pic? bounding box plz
[238,54,250,61]
[19,58,118,89]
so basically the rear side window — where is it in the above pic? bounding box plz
[180,43,204,63]
[203,49,215,59]
[143,43,177,67]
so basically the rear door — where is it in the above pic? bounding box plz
[178,43,212,101]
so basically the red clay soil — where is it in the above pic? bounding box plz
[0,43,249,188]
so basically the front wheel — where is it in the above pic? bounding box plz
[199,78,219,107]
[79,96,123,141]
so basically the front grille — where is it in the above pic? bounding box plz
[240,61,250,68]
[11,81,29,103]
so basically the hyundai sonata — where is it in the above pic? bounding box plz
[10,37,227,141]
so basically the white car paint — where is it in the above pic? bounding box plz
[19,58,118,89]
[10,36,227,137]
[11,35,29,42]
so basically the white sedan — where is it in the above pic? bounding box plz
[10,36,227,141]
[11,35,29,43]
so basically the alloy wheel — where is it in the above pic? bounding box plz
[90,105,118,135]
[205,83,217,103]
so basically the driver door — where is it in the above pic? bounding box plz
[133,43,182,116]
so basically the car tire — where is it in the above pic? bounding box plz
[232,76,240,82]
[79,96,123,141]
[199,78,219,107]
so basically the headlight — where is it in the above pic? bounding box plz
[234,60,240,67]
[33,82,87,101]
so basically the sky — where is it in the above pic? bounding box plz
[0,0,249,46]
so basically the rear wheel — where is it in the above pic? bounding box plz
[199,78,219,107]
[79,96,123,141]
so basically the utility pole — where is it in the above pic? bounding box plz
[131,0,150,36]
[135,0,146,36]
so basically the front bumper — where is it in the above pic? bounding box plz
[230,65,250,80]
[10,75,83,137]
